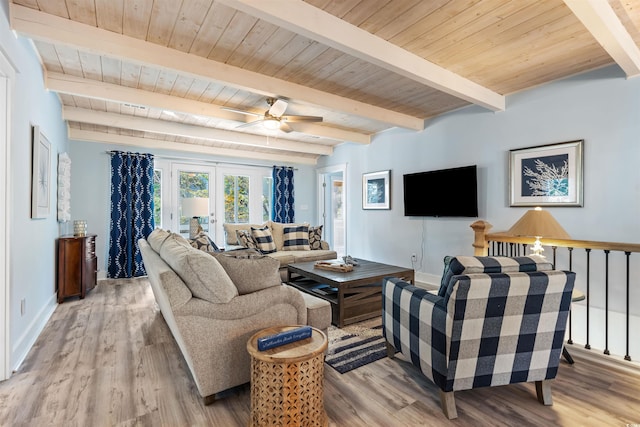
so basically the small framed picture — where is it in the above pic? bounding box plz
[509,140,584,207]
[362,170,390,210]
[31,125,52,218]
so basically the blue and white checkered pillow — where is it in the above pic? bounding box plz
[283,225,310,251]
[251,226,277,254]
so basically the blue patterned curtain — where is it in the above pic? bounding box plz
[272,166,295,223]
[108,151,155,278]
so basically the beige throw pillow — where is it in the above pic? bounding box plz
[212,253,282,295]
[160,236,238,303]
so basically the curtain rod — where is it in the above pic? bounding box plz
[105,151,297,170]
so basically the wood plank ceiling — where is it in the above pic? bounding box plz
[9,0,640,165]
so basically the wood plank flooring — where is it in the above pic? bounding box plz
[1,278,639,426]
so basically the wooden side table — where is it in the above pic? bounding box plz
[247,326,328,427]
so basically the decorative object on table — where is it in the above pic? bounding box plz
[342,255,358,266]
[507,207,571,257]
[509,140,583,207]
[31,125,51,219]
[257,325,313,351]
[362,170,390,210]
[314,260,354,272]
[57,152,71,222]
[181,197,209,239]
[73,220,87,236]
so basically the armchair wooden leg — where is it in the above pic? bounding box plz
[439,390,458,419]
[535,380,553,406]
[385,341,395,359]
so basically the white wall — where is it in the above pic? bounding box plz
[318,66,640,285]
[1,1,71,369]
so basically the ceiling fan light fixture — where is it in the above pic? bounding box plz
[263,117,280,130]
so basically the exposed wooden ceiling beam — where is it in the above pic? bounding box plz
[564,0,640,77]
[218,0,505,112]
[63,107,333,156]
[11,4,424,130]
[69,129,318,165]
[46,72,371,144]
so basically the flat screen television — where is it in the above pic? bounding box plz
[403,165,478,217]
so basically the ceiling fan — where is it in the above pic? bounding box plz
[222,98,323,132]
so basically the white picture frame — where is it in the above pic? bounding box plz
[362,170,390,210]
[31,125,51,219]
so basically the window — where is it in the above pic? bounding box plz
[262,176,273,222]
[153,169,162,228]
[224,175,249,223]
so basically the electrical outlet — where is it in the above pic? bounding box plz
[411,253,417,262]
[20,299,25,316]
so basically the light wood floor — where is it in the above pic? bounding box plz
[1,279,639,426]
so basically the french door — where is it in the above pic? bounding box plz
[170,164,216,240]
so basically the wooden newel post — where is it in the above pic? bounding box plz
[470,220,492,256]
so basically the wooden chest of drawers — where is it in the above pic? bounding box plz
[57,234,97,303]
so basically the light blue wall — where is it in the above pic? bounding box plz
[1,1,71,368]
[318,65,640,284]
[68,140,317,274]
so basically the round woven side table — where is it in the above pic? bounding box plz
[246,325,328,427]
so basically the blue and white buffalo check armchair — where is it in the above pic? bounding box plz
[382,256,575,419]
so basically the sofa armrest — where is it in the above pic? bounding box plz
[173,283,307,324]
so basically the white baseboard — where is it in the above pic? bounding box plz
[414,272,440,291]
[11,292,57,372]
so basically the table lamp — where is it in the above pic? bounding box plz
[506,207,570,257]
[181,197,209,238]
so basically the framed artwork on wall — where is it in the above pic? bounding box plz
[509,140,584,207]
[31,125,51,219]
[362,170,390,210]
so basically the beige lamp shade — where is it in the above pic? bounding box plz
[507,207,570,240]
[181,197,209,218]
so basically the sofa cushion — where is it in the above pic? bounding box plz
[308,225,323,250]
[212,253,282,295]
[148,228,172,252]
[160,235,238,303]
[223,222,267,246]
[292,250,337,264]
[267,251,296,268]
[283,225,311,251]
[438,255,553,297]
[251,226,277,254]
[236,229,258,250]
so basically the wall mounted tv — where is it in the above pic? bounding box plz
[403,165,478,217]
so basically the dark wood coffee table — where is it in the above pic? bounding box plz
[287,259,414,327]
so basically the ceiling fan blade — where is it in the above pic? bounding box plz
[221,106,263,118]
[281,115,323,123]
[235,119,263,129]
[268,99,288,118]
[279,122,293,133]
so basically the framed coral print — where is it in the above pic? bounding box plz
[363,170,390,210]
[31,125,51,218]
[509,140,583,207]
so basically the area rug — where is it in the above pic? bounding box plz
[325,317,395,374]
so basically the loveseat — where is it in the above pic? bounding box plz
[383,255,575,419]
[223,221,337,279]
[139,229,331,403]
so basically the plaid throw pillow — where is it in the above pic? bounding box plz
[251,226,277,254]
[283,225,310,251]
[236,229,258,250]
[308,225,323,250]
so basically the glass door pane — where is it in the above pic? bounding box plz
[171,164,216,240]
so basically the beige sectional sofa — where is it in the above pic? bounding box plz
[223,221,337,279]
[139,229,331,403]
